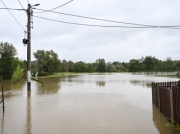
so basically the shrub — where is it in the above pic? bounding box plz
[11,65,24,83]
[38,71,52,76]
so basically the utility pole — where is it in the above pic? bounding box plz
[27,4,32,91]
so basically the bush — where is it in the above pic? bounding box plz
[11,65,24,83]
[38,71,52,76]
[0,75,3,81]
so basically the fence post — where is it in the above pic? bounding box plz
[2,86,4,113]
[170,84,174,124]
[157,85,160,110]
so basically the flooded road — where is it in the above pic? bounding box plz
[0,73,179,134]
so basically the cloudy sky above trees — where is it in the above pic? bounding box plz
[1,0,180,62]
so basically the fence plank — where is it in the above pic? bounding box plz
[152,81,180,125]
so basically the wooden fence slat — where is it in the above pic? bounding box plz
[152,81,180,125]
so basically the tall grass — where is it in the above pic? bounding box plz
[11,65,24,84]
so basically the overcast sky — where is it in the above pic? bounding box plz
[0,0,180,63]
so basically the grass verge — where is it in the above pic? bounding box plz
[37,72,80,78]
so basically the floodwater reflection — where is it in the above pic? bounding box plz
[0,73,180,134]
[36,77,61,95]
[96,81,105,87]
[26,91,31,134]
[1,113,4,134]
[130,80,152,88]
[0,79,26,99]
[152,105,178,134]
[0,79,26,91]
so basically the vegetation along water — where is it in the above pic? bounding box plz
[0,42,180,134]
[0,42,180,82]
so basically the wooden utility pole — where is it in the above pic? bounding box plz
[27,4,32,91]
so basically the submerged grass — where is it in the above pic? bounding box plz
[165,118,180,132]
[37,72,80,78]
[31,77,44,87]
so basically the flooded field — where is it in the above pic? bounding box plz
[0,73,179,134]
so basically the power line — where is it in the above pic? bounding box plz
[34,0,74,13]
[50,0,73,11]
[0,0,25,31]
[27,0,30,4]
[33,15,159,28]
[0,7,25,10]
[33,8,180,28]
[18,0,25,10]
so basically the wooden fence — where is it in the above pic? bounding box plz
[152,81,180,125]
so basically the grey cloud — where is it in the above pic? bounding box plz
[1,0,180,62]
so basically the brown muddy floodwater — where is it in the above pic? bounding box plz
[0,73,179,134]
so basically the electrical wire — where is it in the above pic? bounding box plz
[50,0,73,11]
[33,15,160,28]
[18,0,25,10]
[33,8,180,28]
[0,0,25,31]
[0,7,25,10]
[34,0,73,13]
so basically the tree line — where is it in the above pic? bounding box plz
[33,50,180,75]
[0,42,180,81]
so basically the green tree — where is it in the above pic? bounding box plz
[128,59,140,72]
[60,60,68,72]
[67,61,74,72]
[106,63,113,72]
[45,50,60,73]
[152,57,159,75]
[143,56,154,74]
[165,57,174,72]
[158,60,164,75]
[138,57,144,73]
[0,42,17,79]
[34,50,60,74]
[86,63,94,72]
[175,60,180,72]
[72,61,87,72]
[117,64,128,72]
[33,50,45,72]
[96,59,106,72]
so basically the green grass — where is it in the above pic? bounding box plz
[37,72,80,78]
[165,118,180,131]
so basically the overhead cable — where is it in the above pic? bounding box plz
[0,7,25,10]
[0,0,25,31]
[33,8,180,28]
[18,0,25,10]
[33,15,159,28]
[34,0,73,13]
[50,0,73,11]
